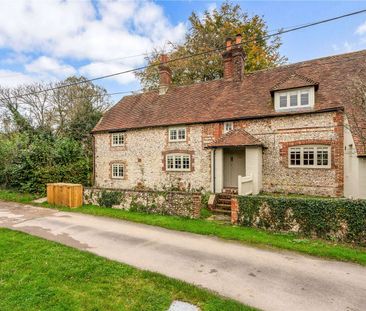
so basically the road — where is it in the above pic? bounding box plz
[1,201,366,311]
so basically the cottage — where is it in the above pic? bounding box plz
[92,35,366,199]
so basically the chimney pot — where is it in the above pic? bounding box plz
[235,33,242,45]
[160,54,168,64]
[225,37,232,51]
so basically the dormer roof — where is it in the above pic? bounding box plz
[270,73,319,92]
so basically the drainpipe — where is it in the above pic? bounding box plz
[213,148,216,193]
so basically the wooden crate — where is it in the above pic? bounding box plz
[47,183,83,208]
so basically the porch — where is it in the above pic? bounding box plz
[207,129,263,196]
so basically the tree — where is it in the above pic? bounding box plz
[0,76,110,139]
[0,76,111,192]
[136,1,286,89]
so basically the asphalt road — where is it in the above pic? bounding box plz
[1,201,366,311]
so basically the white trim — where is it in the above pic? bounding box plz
[288,145,331,169]
[223,121,234,133]
[111,132,125,146]
[111,163,124,178]
[274,87,315,111]
[168,127,186,142]
[166,153,191,172]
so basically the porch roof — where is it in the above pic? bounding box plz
[206,129,262,148]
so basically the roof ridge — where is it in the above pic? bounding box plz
[245,48,366,76]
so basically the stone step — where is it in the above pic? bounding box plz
[211,208,231,215]
[216,203,231,210]
[217,194,233,200]
[217,198,231,205]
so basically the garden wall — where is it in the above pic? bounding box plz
[84,187,201,218]
[233,195,366,245]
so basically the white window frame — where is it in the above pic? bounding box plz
[275,87,315,111]
[288,145,331,169]
[111,132,125,146]
[111,163,125,179]
[223,122,234,133]
[168,127,186,142]
[166,154,191,172]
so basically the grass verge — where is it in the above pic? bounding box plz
[1,189,366,266]
[0,228,254,311]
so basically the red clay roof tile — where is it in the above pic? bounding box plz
[206,129,262,148]
[93,49,366,154]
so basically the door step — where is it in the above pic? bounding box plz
[207,214,231,224]
[222,187,238,195]
[210,193,235,216]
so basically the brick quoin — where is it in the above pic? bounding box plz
[231,197,239,224]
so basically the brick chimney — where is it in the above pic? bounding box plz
[222,34,245,81]
[158,54,172,95]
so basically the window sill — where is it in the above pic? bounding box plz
[288,166,331,170]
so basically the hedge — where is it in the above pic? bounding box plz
[237,195,366,245]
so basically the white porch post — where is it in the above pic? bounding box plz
[245,146,262,195]
[211,148,224,193]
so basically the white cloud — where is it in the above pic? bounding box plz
[0,69,35,87]
[356,21,366,35]
[79,61,136,85]
[0,0,186,86]
[25,56,76,78]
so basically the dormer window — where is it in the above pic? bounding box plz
[223,122,234,133]
[275,87,314,111]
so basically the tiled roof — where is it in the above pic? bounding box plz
[92,49,366,154]
[206,129,262,148]
[270,73,318,91]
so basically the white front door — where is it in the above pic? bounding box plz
[223,149,245,188]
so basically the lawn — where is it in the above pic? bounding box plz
[0,228,254,311]
[1,189,366,267]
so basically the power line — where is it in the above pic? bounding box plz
[1,8,366,101]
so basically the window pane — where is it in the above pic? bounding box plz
[317,147,329,166]
[175,156,182,169]
[290,94,297,107]
[182,156,190,169]
[279,95,287,107]
[290,148,301,166]
[178,129,186,140]
[167,156,174,169]
[170,130,177,141]
[303,147,314,166]
[112,133,124,145]
[112,164,123,177]
[224,122,233,132]
[301,93,309,106]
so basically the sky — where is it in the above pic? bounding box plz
[0,0,365,103]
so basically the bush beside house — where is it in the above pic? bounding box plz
[236,195,366,245]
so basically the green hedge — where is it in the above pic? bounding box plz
[238,195,366,245]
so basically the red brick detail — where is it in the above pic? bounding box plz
[231,197,239,224]
[192,194,202,218]
[280,139,334,168]
[161,149,195,172]
[333,111,344,196]
[279,111,344,196]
